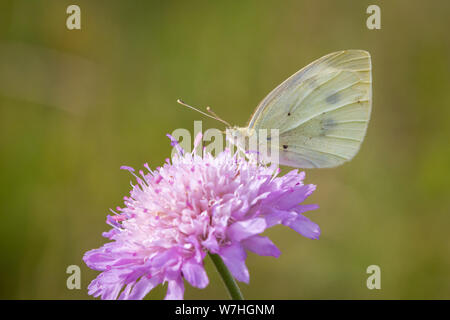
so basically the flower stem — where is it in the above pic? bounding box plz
[208,253,244,300]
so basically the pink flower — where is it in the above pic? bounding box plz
[83,134,320,299]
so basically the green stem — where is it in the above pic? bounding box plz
[209,253,244,300]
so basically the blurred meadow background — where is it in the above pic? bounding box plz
[0,0,449,299]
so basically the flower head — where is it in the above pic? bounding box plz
[83,134,320,299]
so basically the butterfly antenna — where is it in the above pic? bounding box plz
[206,106,231,127]
[177,99,231,127]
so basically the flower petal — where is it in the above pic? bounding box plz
[285,213,321,240]
[241,235,281,257]
[292,204,319,214]
[276,184,316,210]
[164,277,185,300]
[227,218,266,242]
[202,229,220,253]
[118,282,134,300]
[219,244,249,283]
[181,259,209,289]
[126,275,162,300]
[88,270,125,300]
[264,209,296,228]
[151,248,179,269]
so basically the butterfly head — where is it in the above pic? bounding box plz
[228,126,252,139]
[226,127,257,150]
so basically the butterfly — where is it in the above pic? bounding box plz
[179,50,372,168]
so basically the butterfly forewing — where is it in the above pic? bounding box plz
[248,50,372,168]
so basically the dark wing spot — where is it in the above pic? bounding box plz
[320,118,337,136]
[283,145,288,150]
[287,112,291,116]
[323,118,336,128]
[326,92,339,104]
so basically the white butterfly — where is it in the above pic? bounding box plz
[179,50,372,168]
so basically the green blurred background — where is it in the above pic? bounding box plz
[0,0,449,299]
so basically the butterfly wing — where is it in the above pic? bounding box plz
[249,50,372,168]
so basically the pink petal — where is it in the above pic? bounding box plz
[286,214,321,240]
[181,259,209,289]
[277,184,316,209]
[227,218,266,242]
[242,235,281,257]
[126,276,162,300]
[164,277,185,300]
[219,244,249,283]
